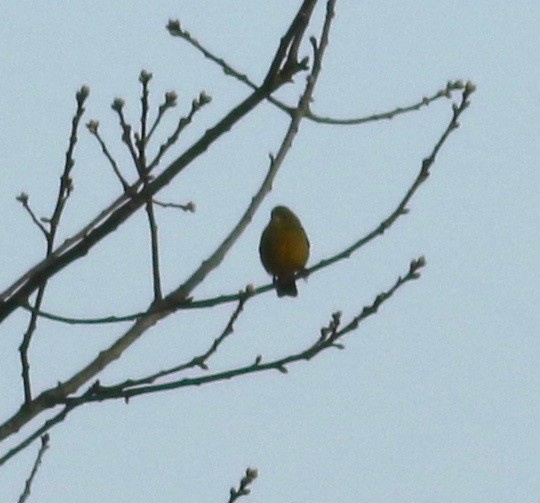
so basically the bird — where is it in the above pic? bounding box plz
[259,205,310,297]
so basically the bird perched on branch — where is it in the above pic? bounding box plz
[259,206,310,297]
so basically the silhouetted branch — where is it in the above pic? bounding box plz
[18,85,89,403]
[111,98,140,174]
[86,120,130,192]
[0,405,74,468]
[69,256,424,403]
[159,0,333,308]
[228,468,258,503]
[147,91,211,172]
[16,82,475,326]
[168,17,465,125]
[16,193,49,239]
[306,82,476,276]
[308,80,466,125]
[145,200,162,301]
[96,290,250,393]
[17,434,50,503]
[0,1,317,325]
[0,256,423,464]
[146,91,178,144]
[137,70,152,172]
[0,0,321,445]
[153,199,195,212]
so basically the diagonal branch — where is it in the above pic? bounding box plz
[146,91,178,144]
[168,19,465,125]
[0,0,321,444]
[16,81,475,325]
[18,86,89,403]
[160,0,335,308]
[147,91,211,172]
[0,0,318,325]
[0,255,423,466]
[16,193,49,239]
[306,82,476,276]
[86,120,130,192]
[228,468,258,503]
[96,290,249,393]
[77,256,423,403]
[17,434,50,503]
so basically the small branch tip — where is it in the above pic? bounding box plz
[111,98,125,112]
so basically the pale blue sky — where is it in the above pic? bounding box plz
[0,1,538,502]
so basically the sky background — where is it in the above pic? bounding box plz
[0,1,538,502]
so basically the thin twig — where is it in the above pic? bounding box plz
[17,434,50,503]
[70,256,424,403]
[147,91,211,172]
[145,200,162,301]
[137,70,152,172]
[228,468,258,503]
[16,193,49,238]
[160,0,334,308]
[146,91,178,144]
[97,291,249,393]
[153,199,195,212]
[168,19,465,125]
[16,82,475,326]
[86,120,130,192]
[307,82,475,276]
[111,99,141,175]
[18,85,89,403]
[308,80,466,125]
[0,256,423,465]
[167,20,261,92]
[134,70,164,301]
[0,404,75,468]
[0,2,316,324]
[0,1,320,446]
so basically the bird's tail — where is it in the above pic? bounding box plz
[275,276,298,297]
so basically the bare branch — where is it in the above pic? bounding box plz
[306,83,475,277]
[228,468,258,503]
[94,290,249,394]
[147,91,211,172]
[159,0,334,308]
[15,82,475,326]
[137,70,152,171]
[145,200,162,301]
[19,85,89,403]
[0,405,73,468]
[153,199,195,212]
[48,84,89,240]
[146,91,178,144]
[16,193,49,239]
[167,17,465,125]
[111,98,141,175]
[0,257,424,463]
[0,2,321,444]
[86,120,130,192]
[167,20,261,92]
[68,256,424,404]
[307,80,466,125]
[0,1,317,324]
[17,434,50,503]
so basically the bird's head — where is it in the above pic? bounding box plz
[270,205,297,224]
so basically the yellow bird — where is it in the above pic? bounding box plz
[259,206,310,297]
